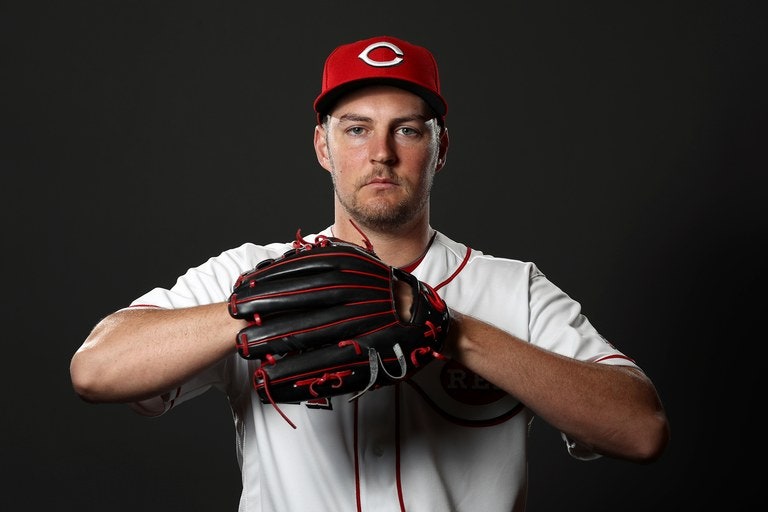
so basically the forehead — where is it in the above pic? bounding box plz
[328,85,432,120]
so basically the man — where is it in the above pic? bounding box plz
[70,35,670,511]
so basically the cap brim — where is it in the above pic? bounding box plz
[314,78,447,121]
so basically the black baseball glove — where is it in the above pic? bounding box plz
[228,232,450,414]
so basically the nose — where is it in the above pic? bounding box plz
[369,131,397,166]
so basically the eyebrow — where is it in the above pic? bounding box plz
[337,113,431,124]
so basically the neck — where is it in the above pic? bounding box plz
[332,216,433,268]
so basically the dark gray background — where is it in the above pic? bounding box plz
[4,1,765,510]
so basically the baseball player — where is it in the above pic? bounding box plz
[70,35,670,511]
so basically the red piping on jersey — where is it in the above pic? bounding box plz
[399,231,438,273]
[434,246,472,292]
[595,353,637,364]
[350,245,471,511]
[352,387,408,512]
[354,399,362,512]
[395,384,406,512]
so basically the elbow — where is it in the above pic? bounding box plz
[628,411,671,464]
[592,407,671,464]
[69,352,97,402]
[69,350,113,404]
[617,368,672,463]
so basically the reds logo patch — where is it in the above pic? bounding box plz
[407,359,523,426]
[439,360,507,405]
[357,41,404,67]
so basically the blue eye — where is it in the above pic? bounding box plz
[398,127,420,137]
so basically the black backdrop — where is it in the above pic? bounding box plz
[4,1,765,510]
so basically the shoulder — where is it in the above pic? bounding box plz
[429,231,542,281]
[130,228,334,308]
[209,227,336,273]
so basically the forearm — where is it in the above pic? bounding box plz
[70,303,244,404]
[445,309,670,463]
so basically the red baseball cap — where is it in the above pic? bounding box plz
[313,36,448,123]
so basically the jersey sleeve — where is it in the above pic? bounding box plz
[125,241,293,416]
[527,264,642,460]
[129,241,290,309]
[528,264,638,368]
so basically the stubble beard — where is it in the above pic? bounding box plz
[331,167,433,232]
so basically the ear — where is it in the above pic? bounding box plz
[314,124,332,172]
[435,127,450,173]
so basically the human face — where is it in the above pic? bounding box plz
[314,85,447,233]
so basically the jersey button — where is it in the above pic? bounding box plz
[373,445,384,457]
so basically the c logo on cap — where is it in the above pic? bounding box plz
[357,41,404,67]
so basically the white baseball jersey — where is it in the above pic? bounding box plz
[129,227,640,512]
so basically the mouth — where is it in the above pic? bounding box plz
[362,178,400,193]
[368,177,396,185]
